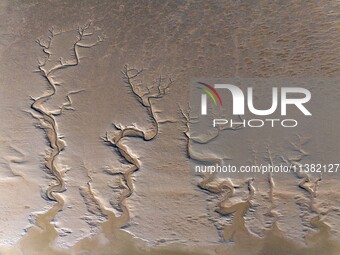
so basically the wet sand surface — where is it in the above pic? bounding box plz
[0,0,339,254]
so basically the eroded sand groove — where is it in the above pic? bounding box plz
[281,134,331,243]
[102,65,173,228]
[178,107,255,242]
[29,23,102,226]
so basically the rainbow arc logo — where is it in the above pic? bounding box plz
[197,82,223,111]
[197,82,223,106]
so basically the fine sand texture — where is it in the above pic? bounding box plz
[0,1,339,254]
